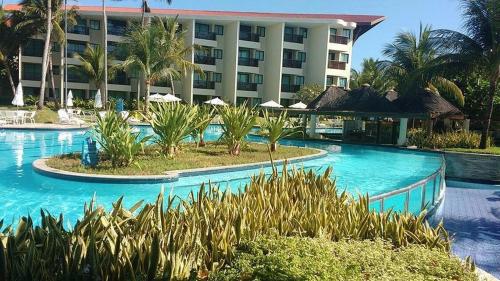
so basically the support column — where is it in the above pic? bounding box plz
[181,19,195,104]
[464,119,470,132]
[308,114,319,138]
[397,118,408,146]
[222,21,239,105]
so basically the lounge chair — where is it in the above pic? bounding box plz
[119,111,141,124]
[24,111,36,124]
[58,109,85,125]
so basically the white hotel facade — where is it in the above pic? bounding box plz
[6,5,384,106]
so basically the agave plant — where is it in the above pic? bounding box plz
[259,110,302,152]
[93,110,151,167]
[191,105,214,147]
[149,102,198,157]
[218,104,256,156]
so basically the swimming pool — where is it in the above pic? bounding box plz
[0,125,443,224]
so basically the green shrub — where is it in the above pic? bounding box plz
[191,105,214,147]
[259,110,302,152]
[0,167,452,280]
[24,95,38,106]
[93,110,151,167]
[210,236,477,281]
[73,97,94,109]
[218,104,256,155]
[407,128,489,149]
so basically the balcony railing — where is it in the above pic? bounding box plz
[281,84,302,93]
[193,80,215,89]
[194,55,216,65]
[329,35,349,45]
[68,25,89,35]
[328,60,347,70]
[108,26,127,36]
[282,59,303,68]
[239,32,260,42]
[195,31,217,40]
[237,82,258,91]
[238,57,259,67]
[284,33,304,44]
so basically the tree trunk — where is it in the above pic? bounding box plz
[102,0,108,110]
[145,80,151,112]
[230,143,241,156]
[199,132,206,147]
[48,54,60,109]
[38,0,52,109]
[2,59,16,97]
[169,72,175,95]
[480,78,497,148]
[270,142,277,152]
[141,0,147,26]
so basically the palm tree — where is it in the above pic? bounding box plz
[71,45,116,106]
[381,24,464,106]
[140,0,172,26]
[431,0,499,148]
[350,58,394,92]
[121,17,200,112]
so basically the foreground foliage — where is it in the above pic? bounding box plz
[0,166,451,280]
[407,128,490,149]
[211,236,477,281]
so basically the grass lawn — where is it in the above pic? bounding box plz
[46,142,319,175]
[445,146,500,155]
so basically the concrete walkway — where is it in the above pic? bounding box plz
[431,183,500,279]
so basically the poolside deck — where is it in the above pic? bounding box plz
[431,183,500,279]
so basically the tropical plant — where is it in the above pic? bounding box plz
[218,104,257,155]
[148,102,198,157]
[140,0,172,25]
[431,0,499,148]
[295,84,324,104]
[259,110,301,152]
[191,105,214,147]
[350,58,395,92]
[381,24,464,107]
[121,17,200,112]
[0,166,452,280]
[93,110,150,167]
[407,128,490,149]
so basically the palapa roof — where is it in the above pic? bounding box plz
[393,88,464,119]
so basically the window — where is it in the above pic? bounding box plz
[326,75,335,85]
[89,20,100,30]
[295,76,305,85]
[254,74,263,84]
[284,26,294,35]
[330,28,337,36]
[237,73,250,83]
[236,97,249,106]
[339,77,348,88]
[214,72,222,83]
[340,53,349,63]
[67,40,87,56]
[214,25,224,35]
[282,74,292,85]
[328,52,336,61]
[297,52,306,62]
[257,26,266,37]
[252,97,262,107]
[240,25,252,33]
[255,50,264,61]
[194,72,206,81]
[238,48,250,58]
[195,23,210,34]
[214,49,223,59]
[299,27,308,38]
[108,19,127,36]
[22,63,42,80]
[342,29,351,39]
[23,39,44,57]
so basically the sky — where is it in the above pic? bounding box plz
[4,0,465,70]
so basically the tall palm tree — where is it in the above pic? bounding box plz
[121,17,200,112]
[350,58,394,92]
[140,0,172,26]
[71,45,116,106]
[431,0,499,148]
[381,24,464,106]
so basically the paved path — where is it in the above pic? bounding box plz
[431,184,500,279]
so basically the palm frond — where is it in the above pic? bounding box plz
[432,77,465,106]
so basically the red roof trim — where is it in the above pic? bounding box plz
[4,4,385,25]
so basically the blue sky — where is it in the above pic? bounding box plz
[5,0,464,70]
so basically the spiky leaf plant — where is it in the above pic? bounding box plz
[259,110,302,152]
[191,105,214,148]
[218,104,256,156]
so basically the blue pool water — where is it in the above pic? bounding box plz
[0,125,442,225]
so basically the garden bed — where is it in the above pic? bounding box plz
[45,142,319,176]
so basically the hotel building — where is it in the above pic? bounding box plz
[6,5,384,106]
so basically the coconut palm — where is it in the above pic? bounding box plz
[431,0,499,148]
[350,58,394,92]
[259,110,301,152]
[218,104,257,156]
[381,24,464,106]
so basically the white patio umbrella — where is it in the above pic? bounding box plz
[204,97,226,106]
[150,93,167,102]
[11,83,24,107]
[163,93,182,102]
[260,100,283,108]
[289,101,307,109]
[94,89,103,109]
[66,90,74,107]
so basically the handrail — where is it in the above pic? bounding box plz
[368,155,446,214]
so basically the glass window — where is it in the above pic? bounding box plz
[67,40,87,56]
[342,29,351,39]
[328,52,336,61]
[238,48,250,58]
[255,50,264,61]
[295,76,305,85]
[214,25,224,35]
[256,26,266,37]
[252,97,262,107]
[237,73,250,83]
[339,77,348,88]
[240,25,252,33]
[282,74,292,85]
[326,75,335,85]
[107,19,127,36]
[214,49,223,59]
[23,39,44,57]
[283,49,294,60]
[299,27,308,38]
[195,23,210,34]
[194,72,206,81]
[22,63,42,80]
[330,28,337,36]
[89,20,100,30]
[254,74,263,84]
[284,26,294,35]
[297,52,306,62]
[340,53,350,63]
[214,72,222,83]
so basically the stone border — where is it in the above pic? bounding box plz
[0,123,90,130]
[33,148,327,184]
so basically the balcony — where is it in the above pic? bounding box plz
[194,55,216,65]
[329,35,349,45]
[328,60,347,70]
[237,82,258,91]
[108,26,127,36]
[109,75,130,85]
[281,84,301,93]
[284,33,304,44]
[193,80,215,89]
[282,59,303,69]
[238,57,259,67]
[68,25,89,35]
[195,31,217,40]
[239,32,260,42]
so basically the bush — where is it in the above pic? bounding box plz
[0,167,452,280]
[210,236,477,281]
[259,110,301,152]
[73,97,94,109]
[218,104,256,155]
[407,128,490,149]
